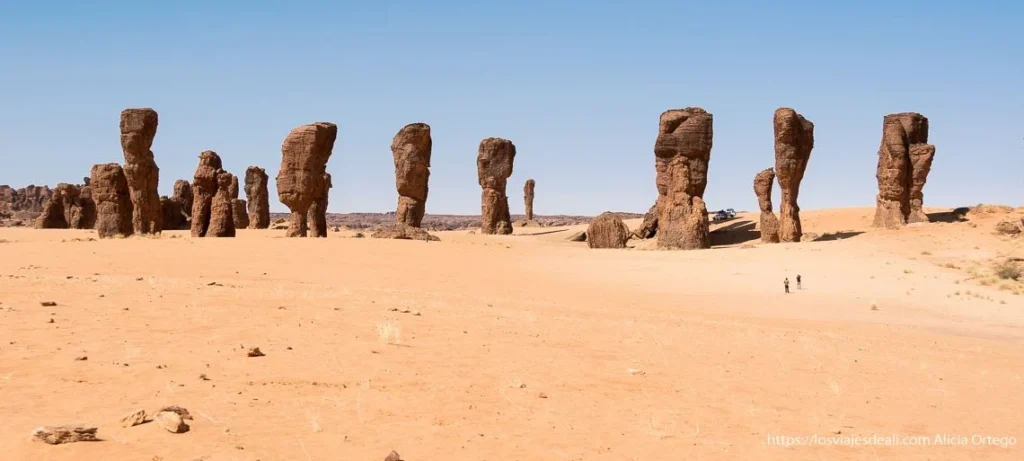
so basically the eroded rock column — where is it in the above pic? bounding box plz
[873,112,935,228]
[773,108,814,242]
[244,166,270,229]
[477,138,515,235]
[120,108,162,234]
[392,123,432,228]
[90,163,133,238]
[754,168,780,243]
[276,122,337,237]
[654,107,712,250]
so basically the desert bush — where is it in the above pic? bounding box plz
[994,260,1021,281]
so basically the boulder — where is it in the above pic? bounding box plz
[632,202,658,239]
[587,212,630,249]
[276,122,337,237]
[654,107,712,249]
[120,108,162,234]
[371,224,440,241]
[32,425,98,444]
[477,137,516,235]
[774,108,814,242]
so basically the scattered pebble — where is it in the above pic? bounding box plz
[156,406,193,420]
[385,450,403,461]
[538,392,548,399]
[74,356,87,361]
[247,347,265,358]
[627,368,646,376]
[121,409,148,428]
[199,373,210,381]
[48,318,55,324]
[40,301,57,307]
[154,411,189,433]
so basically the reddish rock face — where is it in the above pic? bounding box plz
[90,163,133,238]
[633,202,659,239]
[587,212,630,249]
[35,183,95,230]
[391,123,432,228]
[276,122,337,237]
[307,173,331,238]
[244,166,270,229]
[524,179,535,221]
[1,185,53,213]
[754,167,780,243]
[773,108,814,242]
[477,137,516,235]
[874,112,935,228]
[654,107,712,250]
[120,108,162,234]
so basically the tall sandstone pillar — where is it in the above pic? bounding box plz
[276,122,337,237]
[873,112,935,228]
[654,107,712,250]
[244,166,270,229]
[753,168,780,243]
[524,179,535,222]
[773,108,814,242]
[391,123,432,228]
[477,138,515,235]
[120,108,162,234]
[307,173,331,238]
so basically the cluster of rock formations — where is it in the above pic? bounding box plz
[35,181,96,230]
[477,138,516,235]
[276,122,337,237]
[873,112,936,228]
[749,108,815,243]
[161,180,193,230]
[0,185,52,213]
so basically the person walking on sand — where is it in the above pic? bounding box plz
[796,274,802,290]
[784,278,790,294]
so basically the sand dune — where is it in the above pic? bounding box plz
[1,206,1022,460]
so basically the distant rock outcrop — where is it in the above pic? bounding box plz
[774,108,814,242]
[91,163,133,238]
[523,179,536,223]
[276,122,337,237]
[35,183,95,230]
[753,168,780,243]
[477,137,516,235]
[0,185,52,213]
[120,108,162,234]
[873,112,936,228]
[228,174,249,229]
[308,173,331,238]
[191,151,235,237]
[391,123,432,228]
[244,166,270,229]
[370,224,441,241]
[587,212,630,249]
[161,180,193,230]
[654,107,712,250]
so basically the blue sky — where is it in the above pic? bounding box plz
[1,1,1021,215]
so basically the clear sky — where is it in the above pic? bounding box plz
[1,1,1021,215]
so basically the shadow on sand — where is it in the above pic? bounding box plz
[710,220,760,246]
[927,208,970,223]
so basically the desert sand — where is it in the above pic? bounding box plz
[1,207,1022,460]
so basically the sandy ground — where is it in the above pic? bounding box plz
[1,207,1023,461]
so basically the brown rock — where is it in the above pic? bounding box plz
[391,123,432,227]
[207,171,236,238]
[873,112,935,228]
[477,138,516,235]
[191,151,236,237]
[384,450,403,461]
[524,179,536,221]
[0,184,52,213]
[32,425,98,444]
[121,409,147,428]
[156,405,193,420]
[307,173,331,238]
[120,108,162,234]
[154,411,189,433]
[587,212,630,249]
[232,199,249,229]
[35,183,97,230]
[91,164,134,238]
[654,108,712,250]
[774,108,814,242]
[632,202,658,239]
[160,180,193,230]
[246,347,265,357]
[754,168,780,243]
[276,122,337,237]
[371,224,440,241]
[244,167,270,229]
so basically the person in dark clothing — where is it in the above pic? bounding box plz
[784,278,790,294]
[796,274,802,290]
